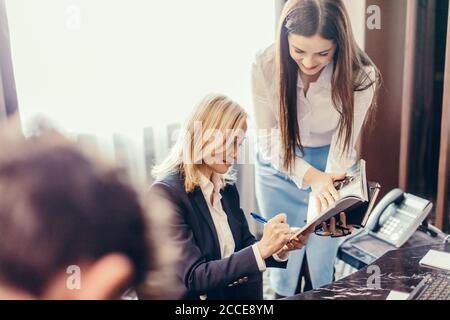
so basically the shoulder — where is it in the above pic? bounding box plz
[253,44,276,78]
[352,65,378,113]
[355,65,378,91]
[150,171,186,196]
[148,172,193,219]
[254,44,275,67]
[222,182,239,199]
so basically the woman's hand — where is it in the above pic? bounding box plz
[257,214,291,259]
[276,225,315,258]
[304,167,346,213]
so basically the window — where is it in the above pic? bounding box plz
[6,0,275,184]
[6,0,275,162]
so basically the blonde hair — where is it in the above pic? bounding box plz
[152,93,248,192]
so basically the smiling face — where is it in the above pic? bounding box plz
[288,33,336,76]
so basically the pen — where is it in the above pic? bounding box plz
[250,212,268,224]
[251,212,296,241]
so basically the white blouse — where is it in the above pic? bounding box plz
[199,173,236,259]
[251,44,376,189]
[199,172,286,271]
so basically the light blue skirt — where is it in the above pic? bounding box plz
[254,145,343,296]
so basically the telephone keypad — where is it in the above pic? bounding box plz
[379,216,406,242]
[367,191,432,248]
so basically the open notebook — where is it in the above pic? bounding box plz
[291,159,381,239]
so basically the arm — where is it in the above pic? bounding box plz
[251,58,312,190]
[306,68,376,212]
[148,183,263,294]
[228,185,288,270]
[325,67,377,174]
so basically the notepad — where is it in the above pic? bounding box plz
[290,160,382,239]
[386,290,410,300]
[419,249,450,271]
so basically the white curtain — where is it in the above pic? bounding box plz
[6,0,277,233]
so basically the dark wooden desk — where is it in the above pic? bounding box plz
[285,243,450,300]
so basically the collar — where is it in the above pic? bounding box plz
[199,171,224,205]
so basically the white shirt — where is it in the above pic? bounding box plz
[199,173,236,259]
[251,44,376,189]
[199,172,286,271]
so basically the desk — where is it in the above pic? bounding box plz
[286,243,450,300]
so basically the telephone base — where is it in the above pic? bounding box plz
[338,228,443,269]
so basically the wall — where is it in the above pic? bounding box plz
[362,0,408,199]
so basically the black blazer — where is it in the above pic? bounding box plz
[149,172,287,300]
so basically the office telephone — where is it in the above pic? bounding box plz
[364,188,433,248]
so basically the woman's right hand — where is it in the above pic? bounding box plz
[257,214,291,259]
[304,167,346,213]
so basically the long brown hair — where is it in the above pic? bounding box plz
[276,0,381,172]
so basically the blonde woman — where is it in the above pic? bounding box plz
[149,94,313,300]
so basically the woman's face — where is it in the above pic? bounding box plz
[206,123,247,175]
[288,33,336,76]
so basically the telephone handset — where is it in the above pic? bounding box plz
[365,189,404,232]
[364,188,432,248]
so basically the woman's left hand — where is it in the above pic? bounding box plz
[276,225,315,258]
[305,168,346,213]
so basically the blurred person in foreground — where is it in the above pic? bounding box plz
[0,118,178,299]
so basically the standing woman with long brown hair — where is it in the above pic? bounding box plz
[252,0,381,297]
